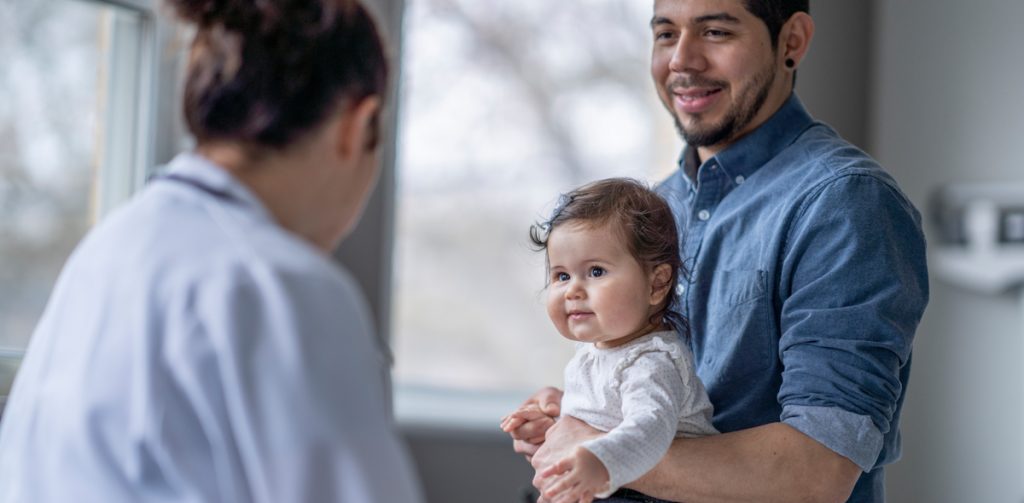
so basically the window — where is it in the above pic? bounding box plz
[0,0,159,401]
[392,0,680,416]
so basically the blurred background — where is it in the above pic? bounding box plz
[1,0,1022,501]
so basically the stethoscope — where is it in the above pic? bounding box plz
[150,171,398,369]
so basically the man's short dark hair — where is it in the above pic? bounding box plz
[742,0,809,49]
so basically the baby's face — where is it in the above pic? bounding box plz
[545,221,660,348]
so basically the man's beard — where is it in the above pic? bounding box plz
[672,62,777,148]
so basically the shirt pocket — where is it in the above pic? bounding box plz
[704,269,772,385]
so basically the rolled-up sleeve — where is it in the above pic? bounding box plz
[778,171,928,471]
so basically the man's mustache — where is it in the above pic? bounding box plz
[667,76,729,92]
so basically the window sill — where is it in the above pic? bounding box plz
[394,384,530,434]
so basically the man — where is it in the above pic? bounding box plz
[506,1,928,502]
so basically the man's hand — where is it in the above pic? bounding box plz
[537,446,609,503]
[500,387,563,459]
[530,416,603,498]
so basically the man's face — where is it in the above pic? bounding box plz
[651,0,788,153]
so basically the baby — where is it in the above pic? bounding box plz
[502,178,717,503]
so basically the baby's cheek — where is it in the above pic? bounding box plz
[606,299,650,331]
[545,302,568,334]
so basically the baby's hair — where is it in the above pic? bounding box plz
[530,178,685,331]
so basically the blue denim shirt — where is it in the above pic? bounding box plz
[657,94,928,502]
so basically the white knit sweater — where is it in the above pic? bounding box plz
[561,330,718,497]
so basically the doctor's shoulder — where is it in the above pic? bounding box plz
[201,223,378,334]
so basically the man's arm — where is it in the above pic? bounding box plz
[515,392,863,503]
[632,422,860,503]
[531,416,859,503]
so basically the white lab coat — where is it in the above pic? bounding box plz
[0,153,423,503]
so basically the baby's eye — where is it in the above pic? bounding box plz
[589,266,606,278]
[555,272,570,282]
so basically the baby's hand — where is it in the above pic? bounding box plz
[500,404,555,444]
[537,446,609,503]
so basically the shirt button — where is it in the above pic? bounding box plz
[698,210,711,221]
[735,175,745,185]
[676,284,686,296]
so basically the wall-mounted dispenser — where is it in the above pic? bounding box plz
[930,183,1024,294]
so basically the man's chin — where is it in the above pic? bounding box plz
[676,119,734,148]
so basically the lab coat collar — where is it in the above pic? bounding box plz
[163,151,276,224]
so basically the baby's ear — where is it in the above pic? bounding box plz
[649,263,673,305]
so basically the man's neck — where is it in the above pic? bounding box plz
[696,145,721,164]
[693,87,795,166]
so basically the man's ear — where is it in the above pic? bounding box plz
[337,96,383,160]
[780,11,814,69]
[649,263,674,306]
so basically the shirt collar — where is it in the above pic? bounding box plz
[162,151,275,223]
[679,93,815,185]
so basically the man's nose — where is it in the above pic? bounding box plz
[669,34,707,74]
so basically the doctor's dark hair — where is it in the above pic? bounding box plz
[742,0,809,49]
[529,178,685,331]
[165,0,388,149]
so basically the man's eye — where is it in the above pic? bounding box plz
[654,31,676,42]
[589,267,605,278]
[556,272,570,282]
[705,29,730,38]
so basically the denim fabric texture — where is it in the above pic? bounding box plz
[656,94,928,503]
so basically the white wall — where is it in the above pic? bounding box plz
[798,0,874,149]
[871,1,1024,501]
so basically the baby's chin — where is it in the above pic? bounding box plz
[565,332,616,345]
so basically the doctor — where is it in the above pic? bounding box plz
[0,0,422,502]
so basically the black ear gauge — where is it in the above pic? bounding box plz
[785,58,796,69]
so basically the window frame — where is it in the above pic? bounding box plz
[88,0,184,199]
[331,0,528,429]
[0,0,181,417]
[374,0,563,428]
